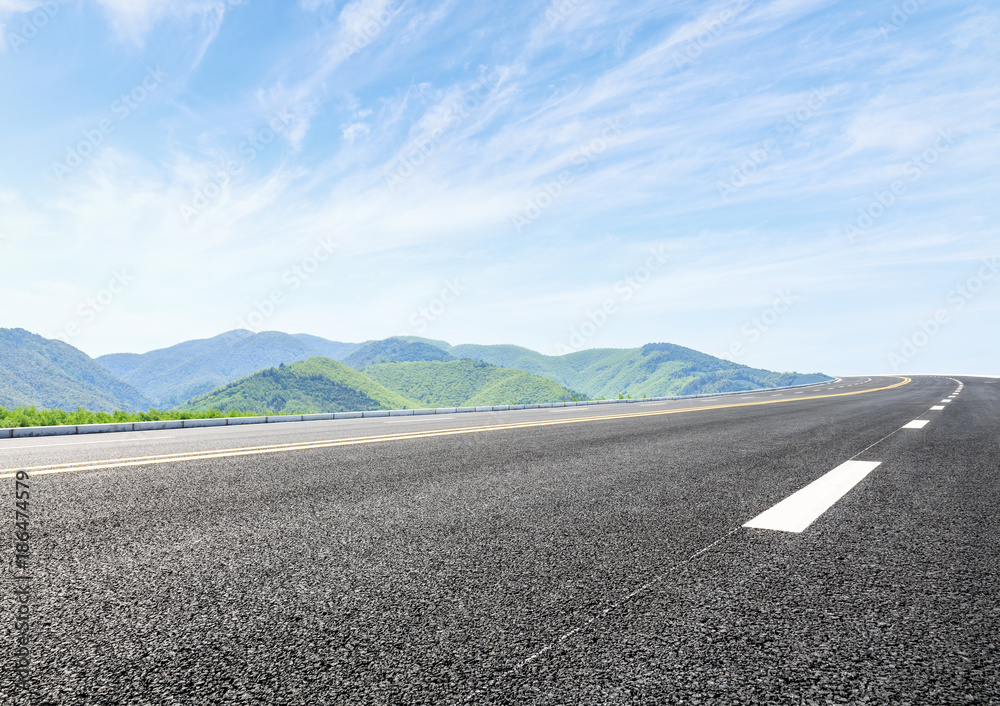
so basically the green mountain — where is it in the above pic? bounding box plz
[5,326,831,418]
[364,359,579,407]
[342,337,454,369]
[97,330,362,408]
[433,341,829,398]
[181,358,415,414]
[0,328,151,412]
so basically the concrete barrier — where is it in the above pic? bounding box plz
[266,415,302,423]
[13,425,77,438]
[133,420,185,431]
[302,413,335,422]
[227,417,267,425]
[78,423,134,435]
[183,418,228,428]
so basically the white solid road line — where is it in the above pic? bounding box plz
[6,435,177,449]
[743,460,882,533]
[930,406,945,411]
[903,420,930,429]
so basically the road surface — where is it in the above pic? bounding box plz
[2,375,997,704]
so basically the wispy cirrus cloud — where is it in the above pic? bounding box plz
[93,0,231,45]
[0,0,997,373]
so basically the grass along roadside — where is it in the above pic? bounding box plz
[0,406,260,429]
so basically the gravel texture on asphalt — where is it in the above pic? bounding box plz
[2,376,996,705]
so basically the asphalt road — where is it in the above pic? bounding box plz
[2,375,997,705]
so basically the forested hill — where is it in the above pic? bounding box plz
[0,328,151,412]
[2,328,831,415]
[430,341,830,398]
[363,359,579,407]
[181,358,415,414]
[97,330,361,408]
[342,337,454,369]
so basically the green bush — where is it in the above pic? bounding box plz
[0,405,258,428]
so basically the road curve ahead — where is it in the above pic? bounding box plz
[2,375,997,704]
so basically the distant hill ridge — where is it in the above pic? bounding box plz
[181,358,414,414]
[364,359,581,407]
[0,328,151,412]
[342,337,454,369]
[0,327,831,413]
[97,330,362,408]
[417,339,828,398]
[183,357,582,413]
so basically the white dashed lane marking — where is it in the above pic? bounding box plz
[744,460,883,533]
[746,382,962,534]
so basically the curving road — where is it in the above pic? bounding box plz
[2,375,998,704]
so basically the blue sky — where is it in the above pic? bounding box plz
[0,0,997,375]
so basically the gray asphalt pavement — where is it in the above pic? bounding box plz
[2,375,997,704]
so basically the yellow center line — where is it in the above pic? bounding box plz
[0,377,910,479]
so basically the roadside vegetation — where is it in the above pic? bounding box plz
[0,406,258,429]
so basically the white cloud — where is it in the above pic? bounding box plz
[342,122,371,142]
[251,0,413,152]
[3,0,999,372]
[0,0,43,11]
[94,0,227,46]
[0,0,43,53]
[299,0,332,11]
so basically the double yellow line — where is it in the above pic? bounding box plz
[0,377,910,479]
